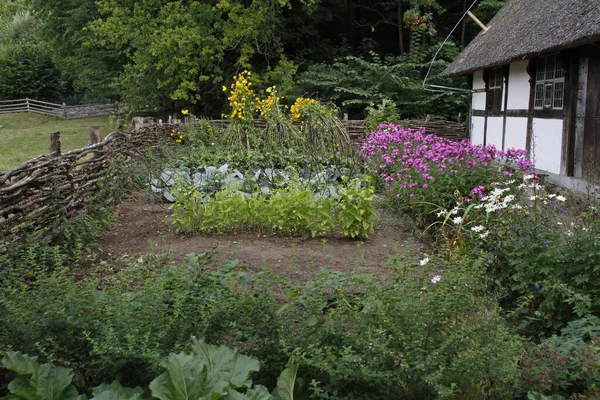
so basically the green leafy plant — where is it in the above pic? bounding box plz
[364,99,400,134]
[2,340,303,400]
[335,177,376,239]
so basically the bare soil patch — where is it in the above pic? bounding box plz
[98,201,423,280]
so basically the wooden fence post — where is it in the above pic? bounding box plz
[89,126,102,158]
[89,126,102,144]
[50,131,61,154]
[26,98,30,113]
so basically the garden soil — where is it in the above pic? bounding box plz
[98,201,423,281]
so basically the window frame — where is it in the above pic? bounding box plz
[485,67,504,115]
[534,54,565,110]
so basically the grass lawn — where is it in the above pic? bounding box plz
[0,113,113,172]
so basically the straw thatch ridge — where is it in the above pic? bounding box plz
[444,0,600,77]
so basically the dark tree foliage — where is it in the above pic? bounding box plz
[20,0,504,116]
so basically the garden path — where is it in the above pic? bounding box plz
[98,201,423,282]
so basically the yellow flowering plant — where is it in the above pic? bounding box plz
[223,70,257,122]
[290,97,319,121]
[170,128,185,144]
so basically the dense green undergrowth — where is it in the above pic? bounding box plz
[2,116,600,399]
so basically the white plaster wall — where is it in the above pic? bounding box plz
[472,70,486,111]
[532,118,563,174]
[507,60,530,110]
[487,117,504,148]
[471,116,485,145]
[504,117,528,150]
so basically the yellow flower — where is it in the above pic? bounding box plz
[176,139,182,143]
[222,85,227,92]
[181,109,189,115]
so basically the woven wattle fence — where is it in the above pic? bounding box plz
[0,125,174,242]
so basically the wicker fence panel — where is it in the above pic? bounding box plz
[0,125,173,241]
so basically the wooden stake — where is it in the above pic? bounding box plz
[89,126,102,144]
[467,11,489,33]
[50,131,61,154]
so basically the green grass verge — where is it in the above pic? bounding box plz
[0,113,113,171]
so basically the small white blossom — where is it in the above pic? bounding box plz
[471,225,485,232]
[436,209,447,217]
[505,179,516,184]
[431,275,442,284]
[503,194,515,204]
[548,194,557,199]
[567,230,573,237]
[555,195,567,202]
[557,222,563,225]
[510,204,523,210]
[420,256,430,266]
[582,227,589,231]
[479,231,490,239]
[452,216,463,224]
[450,208,459,215]
[529,195,539,201]
[523,174,535,181]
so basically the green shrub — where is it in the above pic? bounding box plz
[364,99,400,134]
[517,316,600,399]
[279,257,522,399]
[0,256,286,391]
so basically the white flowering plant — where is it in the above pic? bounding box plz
[432,173,600,335]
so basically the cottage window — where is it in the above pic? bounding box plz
[486,67,503,114]
[534,54,565,110]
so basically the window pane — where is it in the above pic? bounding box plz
[554,81,564,109]
[536,58,546,81]
[544,83,554,107]
[534,83,544,108]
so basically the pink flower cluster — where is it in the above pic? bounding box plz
[359,124,533,190]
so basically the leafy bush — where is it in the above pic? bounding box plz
[517,316,600,399]
[364,99,400,134]
[0,257,287,390]
[279,257,522,399]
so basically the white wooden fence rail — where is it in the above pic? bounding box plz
[0,98,65,117]
[0,98,118,118]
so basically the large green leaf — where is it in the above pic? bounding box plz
[149,353,217,400]
[224,386,271,400]
[149,339,263,400]
[1,352,39,375]
[189,338,260,389]
[91,381,144,400]
[1,352,80,400]
[271,359,298,400]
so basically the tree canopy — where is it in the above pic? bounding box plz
[2,0,505,117]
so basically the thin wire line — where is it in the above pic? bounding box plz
[422,0,482,92]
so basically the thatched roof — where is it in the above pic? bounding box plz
[444,0,600,77]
